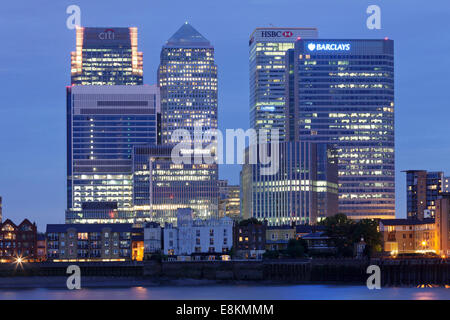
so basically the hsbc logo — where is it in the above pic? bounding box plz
[261,30,294,38]
[98,29,115,40]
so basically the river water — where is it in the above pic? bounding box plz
[0,285,448,300]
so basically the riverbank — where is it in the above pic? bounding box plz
[0,259,448,287]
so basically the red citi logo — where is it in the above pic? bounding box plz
[282,31,293,38]
[99,29,115,40]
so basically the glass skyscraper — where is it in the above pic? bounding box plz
[241,142,338,226]
[249,28,318,140]
[71,27,143,85]
[132,144,219,225]
[66,85,158,223]
[286,39,395,219]
[158,22,218,143]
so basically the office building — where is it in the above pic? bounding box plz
[286,39,395,219]
[0,219,37,262]
[163,208,233,260]
[46,223,142,262]
[249,27,318,140]
[132,144,219,224]
[241,141,338,226]
[218,181,241,220]
[405,170,443,219]
[71,27,143,85]
[66,85,158,223]
[443,177,450,193]
[158,22,218,143]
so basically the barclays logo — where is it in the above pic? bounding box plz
[307,42,351,52]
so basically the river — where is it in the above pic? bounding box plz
[0,284,448,300]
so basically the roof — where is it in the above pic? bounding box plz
[380,218,435,226]
[267,225,295,230]
[302,232,329,240]
[166,22,211,47]
[296,225,325,233]
[46,223,133,233]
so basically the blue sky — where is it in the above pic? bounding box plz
[0,0,449,230]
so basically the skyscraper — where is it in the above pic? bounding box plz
[286,39,395,220]
[249,27,318,140]
[66,85,158,223]
[158,22,218,143]
[241,142,338,226]
[132,144,219,224]
[155,23,219,220]
[405,170,443,219]
[71,27,143,85]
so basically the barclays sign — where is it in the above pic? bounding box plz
[307,42,351,52]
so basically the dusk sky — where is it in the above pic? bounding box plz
[0,0,449,229]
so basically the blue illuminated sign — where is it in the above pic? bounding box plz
[307,42,351,52]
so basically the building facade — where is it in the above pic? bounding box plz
[143,222,162,254]
[71,27,143,85]
[266,225,296,251]
[66,85,159,223]
[218,181,241,220]
[158,22,218,144]
[163,209,233,260]
[405,170,443,219]
[233,219,266,259]
[0,219,37,262]
[379,218,437,255]
[285,39,395,220]
[241,141,338,226]
[132,144,219,224]
[435,194,450,257]
[46,223,139,262]
[249,27,318,140]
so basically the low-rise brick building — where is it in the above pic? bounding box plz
[0,219,37,262]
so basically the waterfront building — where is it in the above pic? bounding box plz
[143,222,162,254]
[158,22,218,144]
[301,232,336,255]
[285,39,395,220]
[249,27,318,140]
[46,223,142,262]
[233,219,266,259]
[241,141,338,226]
[0,219,37,262]
[71,27,143,85]
[435,194,450,257]
[265,225,296,251]
[443,177,450,193]
[66,85,159,223]
[37,233,47,262]
[379,218,437,255]
[132,144,219,224]
[404,170,443,219]
[162,209,233,260]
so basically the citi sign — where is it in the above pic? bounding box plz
[307,43,351,51]
[261,30,293,38]
[98,29,115,40]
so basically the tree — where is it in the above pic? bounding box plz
[286,239,307,258]
[319,214,382,257]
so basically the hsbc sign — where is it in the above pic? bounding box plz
[261,30,294,38]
